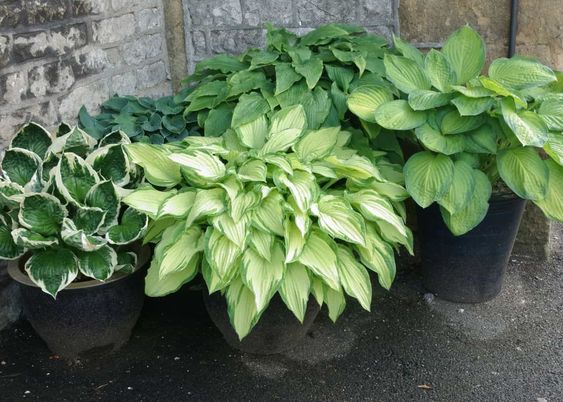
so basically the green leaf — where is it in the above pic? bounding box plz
[186,188,226,226]
[235,115,268,149]
[437,160,476,214]
[404,151,455,208]
[156,191,196,220]
[480,76,527,108]
[75,245,117,281]
[169,150,226,182]
[145,255,199,297]
[392,34,424,66]
[73,206,105,234]
[324,285,346,322]
[86,144,130,186]
[544,132,563,165]
[383,54,431,94]
[298,230,340,290]
[205,228,242,282]
[275,63,302,95]
[194,54,247,74]
[0,221,24,259]
[19,193,66,236]
[442,25,485,84]
[408,90,453,111]
[252,190,285,236]
[11,228,57,249]
[205,103,234,137]
[156,225,203,278]
[374,100,427,130]
[294,126,340,162]
[231,92,271,128]
[294,57,323,89]
[355,225,396,290]
[116,251,136,273]
[535,160,563,221]
[10,122,52,159]
[464,124,498,154]
[54,153,99,205]
[501,98,548,147]
[538,95,563,131]
[85,181,120,230]
[125,143,182,187]
[106,208,147,245]
[451,95,494,116]
[497,147,548,200]
[325,64,355,92]
[489,57,556,90]
[424,49,455,92]
[261,105,307,154]
[279,262,311,322]
[1,148,41,188]
[336,245,372,311]
[238,159,267,183]
[440,170,491,235]
[347,85,393,123]
[300,23,359,46]
[123,185,175,219]
[451,84,494,98]
[225,277,260,340]
[61,218,107,251]
[25,248,79,297]
[415,123,466,155]
[212,213,248,248]
[241,243,285,311]
[300,87,332,130]
[228,70,269,97]
[312,194,366,245]
[277,170,319,212]
[441,110,484,134]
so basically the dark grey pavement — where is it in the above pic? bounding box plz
[1,224,562,402]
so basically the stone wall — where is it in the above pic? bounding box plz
[182,0,400,72]
[0,0,172,148]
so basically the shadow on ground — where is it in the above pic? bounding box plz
[1,225,562,402]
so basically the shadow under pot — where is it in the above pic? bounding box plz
[417,196,526,303]
[8,246,151,359]
[203,292,320,354]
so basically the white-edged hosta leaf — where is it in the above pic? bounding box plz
[279,262,311,322]
[145,255,200,297]
[241,243,285,311]
[12,228,58,249]
[336,245,372,311]
[204,227,242,281]
[497,147,548,200]
[10,122,52,159]
[424,49,455,92]
[212,213,248,248]
[169,151,226,182]
[0,221,24,260]
[374,100,427,130]
[49,126,96,156]
[440,110,484,134]
[383,54,431,94]
[437,160,476,214]
[0,181,24,209]
[408,90,453,111]
[85,180,120,230]
[355,225,396,290]
[501,98,548,147]
[116,251,137,273]
[294,126,340,162]
[99,130,130,147]
[260,105,307,154]
[451,95,494,116]
[249,228,274,261]
[25,248,79,297]
[489,57,556,90]
[106,208,148,245]
[415,123,466,155]
[86,144,130,186]
[252,190,284,236]
[312,194,366,245]
[225,277,260,340]
[1,148,42,187]
[538,96,563,131]
[73,206,105,234]
[440,170,491,235]
[298,230,340,290]
[18,193,66,236]
[442,25,485,84]
[156,190,196,220]
[125,143,182,187]
[544,132,563,165]
[238,159,267,182]
[54,153,99,205]
[346,85,393,123]
[404,151,454,208]
[186,188,226,226]
[535,160,563,221]
[75,245,117,281]
[61,218,107,251]
[324,285,346,322]
[123,185,176,219]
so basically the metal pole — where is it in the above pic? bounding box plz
[508,0,519,57]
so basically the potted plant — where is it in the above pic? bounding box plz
[348,25,563,302]
[0,123,149,357]
[123,104,411,354]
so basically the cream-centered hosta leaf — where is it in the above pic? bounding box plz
[298,230,340,290]
[260,105,307,154]
[355,225,396,290]
[156,190,196,220]
[294,126,340,162]
[125,143,182,187]
[284,219,305,263]
[123,185,176,219]
[186,188,226,226]
[225,277,260,340]
[312,195,366,246]
[336,245,372,311]
[169,150,226,182]
[279,262,311,322]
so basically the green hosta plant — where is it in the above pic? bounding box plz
[123,105,411,339]
[348,25,563,235]
[0,123,148,297]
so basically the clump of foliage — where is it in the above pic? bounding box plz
[123,104,411,339]
[0,123,148,297]
[78,93,197,144]
[347,25,563,235]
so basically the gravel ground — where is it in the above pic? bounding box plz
[0,224,562,402]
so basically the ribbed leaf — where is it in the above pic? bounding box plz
[336,245,372,311]
[212,213,248,248]
[123,185,175,219]
[464,124,498,154]
[156,191,196,219]
[12,228,58,249]
[204,228,243,281]
[235,115,268,149]
[437,160,476,214]
[252,190,284,236]
[75,245,117,281]
[125,143,181,187]
[298,230,340,290]
[544,132,563,165]
[355,225,396,290]
[538,95,563,131]
[442,26,485,84]
[497,147,548,200]
[169,150,226,182]
[324,285,346,322]
[2,148,42,187]
[408,90,453,111]
[186,188,226,226]
[275,63,302,95]
[249,228,274,261]
[347,85,393,123]
[393,34,424,66]
[106,208,148,245]
[25,248,78,297]
[145,255,200,297]
[225,277,260,340]
[284,219,305,263]
[424,49,455,92]
[440,110,484,134]
[415,123,466,155]
[19,193,66,236]
[374,100,427,130]
[535,160,563,221]
[10,122,52,159]
[383,54,431,94]
[54,153,99,205]
[489,57,556,90]
[404,151,454,208]
[294,57,323,89]
[277,170,318,212]
[279,262,311,322]
[238,159,267,182]
[157,226,203,278]
[294,126,340,162]
[261,106,307,154]
[501,98,548,147]
[451,95,494,116]
[313,195,366,246]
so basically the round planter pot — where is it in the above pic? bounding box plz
[417,196,526,303]
[8,247,151,358]
[203,292,320,354]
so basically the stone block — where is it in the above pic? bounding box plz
[68,47,112,79]
[136,61,168,90]
[357,0,393,24]
[111,71,137,95]
[58,80,109,121]
[242,0,293,26]
[0,101,58,146]
[185,0,243,27]
[136,81,173,98]
[295,0,358,25]
[209,29,266,55]
[190,30,207,58]
[112,0,160,11]
[1,71,27,105]
[136,8,162,33]
[28,61,75,98]
[12,24,88,62]
[365,25,393,41]
[0,0,68,29]
[92,14,136,44]
[0,35,11,69]
[122,34,163,65]
[71,0,111,15]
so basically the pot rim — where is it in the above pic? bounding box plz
[7,245,151,290]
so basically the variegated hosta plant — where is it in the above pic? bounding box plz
[348,25,563,235]
[0,123,148,297]
[123,104,412,340]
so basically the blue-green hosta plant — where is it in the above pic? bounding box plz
[0,123,148,297]
[123,105,411,339]
[347,25,563,235]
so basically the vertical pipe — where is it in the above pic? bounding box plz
[508,0,519,57]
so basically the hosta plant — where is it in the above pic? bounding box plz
[123,104,411,339]
[348,25,563,235]
[0,123,148,297]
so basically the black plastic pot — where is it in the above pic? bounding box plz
[417,196,526,303]
[8,247,150,358]
[203,292,320,354]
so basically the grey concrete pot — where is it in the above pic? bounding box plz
[8,246,150,358]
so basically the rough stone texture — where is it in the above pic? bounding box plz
[0,0,172,146]
[182,0,400,71]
